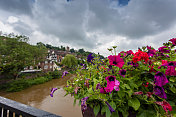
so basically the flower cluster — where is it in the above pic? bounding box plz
[52,38,176,117]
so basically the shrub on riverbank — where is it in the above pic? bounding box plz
[0,70,63,92]
[0,76,50,92]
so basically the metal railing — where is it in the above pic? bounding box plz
[0,96,61,117]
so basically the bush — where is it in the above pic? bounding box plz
[48,70,62,79]
[6,80,31,92]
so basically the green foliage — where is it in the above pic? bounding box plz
[94,104,100,116]
[70,48,75,53]
[64,38,176,117]
[128,98,140,111]
[61,54,78,68]
[48,70,62,79]
[78,48,85,53]
[0,70,62,92]
[0,35,47,78]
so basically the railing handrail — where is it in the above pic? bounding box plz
[0,96,61,117]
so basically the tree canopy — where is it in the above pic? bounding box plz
[61,54,78,68]
[0,35,47,79]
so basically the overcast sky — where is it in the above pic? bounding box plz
[0,0,176,57]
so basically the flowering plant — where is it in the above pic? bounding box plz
[53,38,176,117]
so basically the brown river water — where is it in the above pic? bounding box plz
[0,75,82,117]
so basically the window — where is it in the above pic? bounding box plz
[44,65,48,69]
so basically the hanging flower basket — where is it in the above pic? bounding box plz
[51,38,176,117]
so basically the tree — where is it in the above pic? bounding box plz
[61,45,66,51]
[0,35,47,79]
[61,54,78,69]
[78,48,85,53]
[70,48,75,53]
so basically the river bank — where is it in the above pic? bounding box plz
[0,70,66,92]
[0,74,82,117]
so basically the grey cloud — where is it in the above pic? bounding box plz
[13,22,33,36]
[32,0,97,48]
[87,0,176,39]
[1,0,176,53]
[0,0,34,15]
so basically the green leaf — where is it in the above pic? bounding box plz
[118,90,125,98]
[122,111,129,117]
[128,98,140,111]
[73,98,76,106]
[137,110,156,117]
[106,106,111,117]
[124,84,131,89]
[101,105,106,115]
[111,111,119,117]
[110,101,116,110]
[170,77,176,82]
[169,86,176,93]
[94,104,100,117]
[127,89,133,97]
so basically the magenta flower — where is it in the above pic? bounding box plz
[105,76,120,93]
[154,86,167,99]
[147,49,156,57]
[62,71,69,78]
[119,69,126,78]
[81,97,89,112]
[165,61,176,76]
[118,51,127,57]
[100,87,106,94]
[158,46,170,53]
[105,101,115,113]
[127,50,133,55]
[169,38,176,45]
[154,72,169,87]
[50,88,58,97]
[147,45,152,50]
[155,101,173,113]
[108,55,124,68]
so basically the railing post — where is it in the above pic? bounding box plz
[8,111,13,117]
[0,107,2,117]
[0,96,61,117]
[3,108,7,117]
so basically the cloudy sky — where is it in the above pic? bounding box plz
[0,0,176,56]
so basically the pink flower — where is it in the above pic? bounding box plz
[74,87,80,94]
[104,76,120,93]
[158,46,170,53]
[108,55,124,68]
[155,101,172,113]
[119,69,126,78]
[127,50,134,55]
[133,91,143,95]
[162,60,168,65]
[118,51,127,57]
[165,61,176,76]
[100,87,106,94]
[169,38,176,45]
[145,92,153,98]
